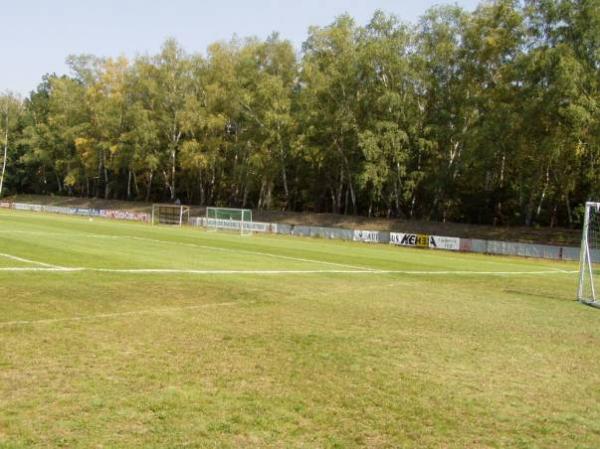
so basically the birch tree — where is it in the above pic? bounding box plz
[0,93,22,197]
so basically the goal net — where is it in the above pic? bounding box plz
[578,201,600,308]
[151,204,190,226]
[206,207,253,235]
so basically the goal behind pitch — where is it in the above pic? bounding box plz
[578,201,600,308]
[206,207,253,235]
[151,204,190,226]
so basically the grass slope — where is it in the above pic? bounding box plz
[0,209,598,448]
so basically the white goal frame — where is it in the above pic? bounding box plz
[151,204,190,226]
[205,207,253,236]
[578,201,600,308]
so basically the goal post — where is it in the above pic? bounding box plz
[205,207,253,235]
[151,204,190,226]
[578,201,600,308]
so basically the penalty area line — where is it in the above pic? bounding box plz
[0,267,82,272]
[0,252,67,269]
[89,268,579,275]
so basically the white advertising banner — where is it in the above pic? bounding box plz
[14,203,42,212]
[390,232,429,247]
[353,230,380,243]
[428,235,460,251]
[202,217,270,233]
[390,233,460,251]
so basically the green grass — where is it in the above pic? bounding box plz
[0,209,598,448]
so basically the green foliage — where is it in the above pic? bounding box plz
[3,0,600,226]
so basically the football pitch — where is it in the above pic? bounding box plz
[1,209,599,448]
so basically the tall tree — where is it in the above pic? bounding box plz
[356,11,428,217]
[0,92,23,197]
[299,15,362,214]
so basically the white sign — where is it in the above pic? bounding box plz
[429,235,460,251]
[390,232,460,251]
[353,230,380,243]
[390,233,429,247]
[203,218,270,233]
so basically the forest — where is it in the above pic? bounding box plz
[0,0,598,227]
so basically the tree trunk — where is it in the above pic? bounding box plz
[393,179,400,217]
[264,179,273,209]
[242,182,249,208]
[336,167,344,214]
[281,163,289,209]
[104,166,110,199]
[550,202,558,228]
[55,172,63,194]
[162,170,174,201]
[330,188,336,213]
[494,152,506,225]
[127,170,132,200]
[198,170,205,206]
[565,192,573,227]
[170,148,176,200]
[279,141,289,209]
[334,139,357,215]
[96,153,102,198]
[535,165,550,220]
[145,171,153,202]
[525,192,535,227]
[0,112,8,198]
[257,178,265,210]
[347,178,357,215]
[344,189,349,215]
[133,171,140,197]
[209,168,216,205]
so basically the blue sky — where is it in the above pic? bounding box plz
[1,0,480,96]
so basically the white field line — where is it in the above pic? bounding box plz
[0,266,578,275]
[0,252,65,269]
[0,267,81,272]
[89,268,579,275]
[0,300,246,327]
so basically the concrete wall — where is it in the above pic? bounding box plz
[458,237,580,261]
